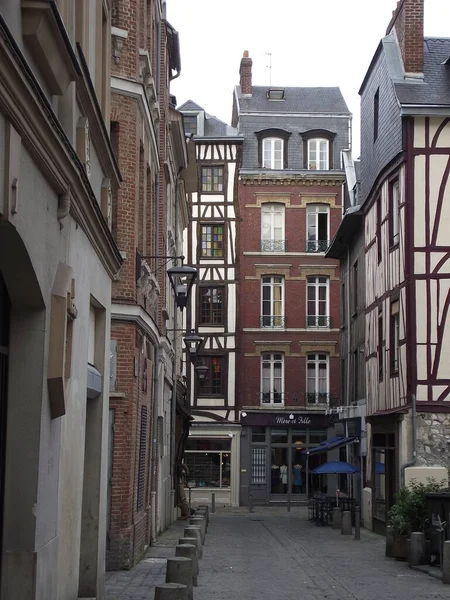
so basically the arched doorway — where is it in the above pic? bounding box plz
[0,270,10,581]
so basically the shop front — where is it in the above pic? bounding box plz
[184,424,241,507]
[239,411,342,506]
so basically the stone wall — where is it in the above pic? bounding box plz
[416,412,450,471]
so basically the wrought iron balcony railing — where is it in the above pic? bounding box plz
[305,392,330,405]
[305,239,330,253]
[260,315,286,328]
[260,239,287,252]
[260,392,285,405]
[306,315,331,328]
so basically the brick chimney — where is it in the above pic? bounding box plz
[239,50,252,95]
[386,0,424,77]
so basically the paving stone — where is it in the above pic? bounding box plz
[106,507,447,600]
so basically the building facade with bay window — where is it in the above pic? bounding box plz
[233,52,353,505]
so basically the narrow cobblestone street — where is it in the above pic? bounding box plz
[106,507,447,600]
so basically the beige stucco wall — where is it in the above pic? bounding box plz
[1,127,113,599]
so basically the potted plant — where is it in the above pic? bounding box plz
[387,478,445,561]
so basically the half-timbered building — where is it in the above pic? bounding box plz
[233,53,353,505]
[328,0,450,533]
[178,101,243,506]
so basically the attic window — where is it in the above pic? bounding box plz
[183,114,198,135]
[267,88,285,101]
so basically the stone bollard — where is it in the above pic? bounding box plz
[176,544,198,586]
[196,509,208,532]
[332,506,342,530]
[178,540,200,575]
[385,525,394,558]
[184,526,203,559]
[154,582,188,600]
[166,557,193,600]
[354,505,361,541]
[341,510,352,536]
[190,516,206,544]
[197,505,210,527]
[443,540,450,584]
[408,532,424,567]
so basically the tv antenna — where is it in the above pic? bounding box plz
[265,52,272,86]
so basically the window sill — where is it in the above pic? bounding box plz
[390,370,399,378]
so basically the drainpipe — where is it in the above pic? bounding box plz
[400,394,417,486]
[346,246,351,408]
[150,345,160,544]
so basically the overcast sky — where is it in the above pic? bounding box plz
[168,0,450,157]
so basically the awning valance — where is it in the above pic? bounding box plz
[305,435,358,456]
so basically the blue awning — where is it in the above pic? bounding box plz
[305,436,358,456]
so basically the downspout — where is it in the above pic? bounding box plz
[150,345,160,544]
[346,246,351,408]
[170,173,180,521]
[400,394,417,486]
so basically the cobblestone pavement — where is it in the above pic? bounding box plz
[106,506,448,600]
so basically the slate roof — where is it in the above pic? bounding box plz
[178,99,203,112]
[177,99,240,138]
[394,38,450,106]
[236,86,350,115]
[203,114,239,137]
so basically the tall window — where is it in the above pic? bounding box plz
[390,180,400,247]
[261,203,285,252]
[353,261,358,315]
[201,166,224,192]
[137,406,148,510]
[199,287,224,325]
[201,224,224,258]
[307,139,329,170]
[306,277,329,328]
[183,114,197,135]
[306,204,329,253]
[341,282,346,327]
[261,276,284,328]
[353,349,359,403]
[377,195,382,263]
[378,307,384,381]
[261,353,284,405]
[391,301,400,374]
[198,356,224,396]
[374,89,379,142]
[306,353,329,405]
[263,138,283,169]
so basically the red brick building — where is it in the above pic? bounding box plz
[233,53,351,504]
[107,1,195,569]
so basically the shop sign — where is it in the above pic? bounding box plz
[240,411,337,427]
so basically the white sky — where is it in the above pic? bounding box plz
[168,0,450,157]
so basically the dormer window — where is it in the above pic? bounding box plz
[267,88,285,101]
[183,114,198,135]
[263,138,283,169]
[301,129,336,170]
[256,129,291,170]
[308,139,329,170]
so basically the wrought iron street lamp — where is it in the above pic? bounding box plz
[167,263,197,310]
[183,329,204,360]
[194,361,209,384]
